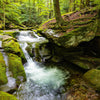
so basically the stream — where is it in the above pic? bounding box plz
[14,31,70,100]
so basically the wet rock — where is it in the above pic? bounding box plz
[25,45,34,57]
[39,44,52,61]
[34,47,41,62]
[0,77,17,93]
[84,69,100,91]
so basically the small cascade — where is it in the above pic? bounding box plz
[14,31,70,100]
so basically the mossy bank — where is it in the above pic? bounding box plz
[0,91,18,100]
[0,52,8,85]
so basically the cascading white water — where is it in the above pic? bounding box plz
[14,31,69,100]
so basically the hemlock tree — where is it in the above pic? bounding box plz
[53,0,64,26]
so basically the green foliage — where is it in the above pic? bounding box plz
[0,0,100,29]
[19,3,42,27]
[94,0,100,7]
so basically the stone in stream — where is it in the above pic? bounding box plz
[39,43,52,62]
[84,69,100,91]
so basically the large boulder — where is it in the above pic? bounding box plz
[8,53,26,85]
[0,52,8,85]
[0,91,18,100]
[84,69,100,91]
[38,26,95,48]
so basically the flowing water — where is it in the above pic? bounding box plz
[14,31,69,100]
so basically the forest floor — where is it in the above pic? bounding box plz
[40,7,97,37]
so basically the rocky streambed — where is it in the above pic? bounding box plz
[0,30,100,100]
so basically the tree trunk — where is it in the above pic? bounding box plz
[3,1,5,30]
[53,0,64,26]
[33,0,35,6]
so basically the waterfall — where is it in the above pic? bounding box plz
[14,31,69,100]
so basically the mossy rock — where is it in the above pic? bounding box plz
[0,30,3,34]
[2,35,16,42]
[0,52,8,85]
[71,60,92,70]
[84,69,100,91]
[0,65,8,85]
[20,49,27,63]
[57,26,95,48]
[0,91,18,100]
[2,35,26,62]
[25,45,34,57]
[8,53,26,84]
[71,56,100,70]
[3,31,16,37]
[3,40,21,54]
[41,25,95,48]
[3,31,19,38]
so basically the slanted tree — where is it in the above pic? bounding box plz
[53,0,64,26]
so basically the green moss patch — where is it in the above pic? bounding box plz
[3,40,21,54]
[84,69,100,91]
[8,53,26,83]
[0,65,8,85]
[2,36,26,62]
[0,52,8,85]
[3,31,16,36]
[0,30,3,34]
[3,31,19,38]
[0,91,18,100]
